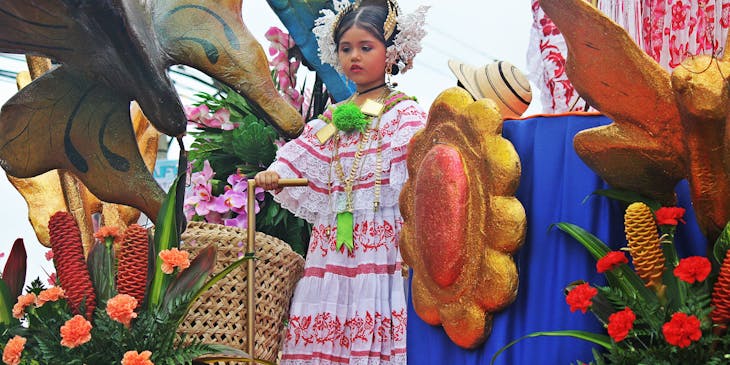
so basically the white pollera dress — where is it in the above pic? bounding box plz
[271,94,426,365]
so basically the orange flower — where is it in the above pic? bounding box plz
[94,226,123,244]
[121,350,154,365]
[159,248,190,274]
[36,286,65,307]
[60,315,92,348]
[12,293,36,319]
[2,335,26,365]
[106,294,139,327]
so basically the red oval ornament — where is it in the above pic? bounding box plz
[415,144,468,287]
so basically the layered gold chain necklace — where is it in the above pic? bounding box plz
[329,87,391,252]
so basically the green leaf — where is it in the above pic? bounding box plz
[0,279,14,325]
[162,244,217,317]
[195,344,277,364]
[229,122,278,165]
[3,238,27,300]
[588,189,661,211]
[179,256,250,325]
[713,220,730,266]
[553,223,660,313]
[148,174,185,311]
[491,330,612,365]
[86,242,117,305]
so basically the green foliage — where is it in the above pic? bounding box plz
[187,86,312,256]
[86,241,116,306]
[0,176,253,364]
[495,194,730,364]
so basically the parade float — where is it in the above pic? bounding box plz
[1,0,729,364]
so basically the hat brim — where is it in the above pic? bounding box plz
[447,59,481,100]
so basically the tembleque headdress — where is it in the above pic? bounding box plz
[313,0,429,75]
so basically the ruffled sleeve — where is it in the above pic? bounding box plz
[383,98,427,188]
[268,118,332,224]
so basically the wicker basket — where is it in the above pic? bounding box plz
[178,222,305,363]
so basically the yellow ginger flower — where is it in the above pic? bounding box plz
[625,202,665,292]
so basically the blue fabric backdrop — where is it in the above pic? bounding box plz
[406,114,707,365]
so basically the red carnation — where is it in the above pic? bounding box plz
[597,251,628,273]
[662,312,702,348]
[674,256,711,284]
[655,207,686,226]
[566,283,597,314]
[607,307,636,342]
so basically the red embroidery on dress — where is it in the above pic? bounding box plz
[286,310,407,349]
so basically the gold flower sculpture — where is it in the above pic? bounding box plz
[540,0,730,241]
[0,0,303,222]
[400,87,526,349]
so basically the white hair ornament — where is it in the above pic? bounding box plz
[313,0,429,75]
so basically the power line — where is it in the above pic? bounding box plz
[425,24,500,62]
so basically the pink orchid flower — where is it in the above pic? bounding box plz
[200,108,235,130]
[188,184,228,217]
[224,212,250,229]
[191,160,215,186]
[184,104,209,122]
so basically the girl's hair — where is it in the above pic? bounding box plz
[333,3,401,75]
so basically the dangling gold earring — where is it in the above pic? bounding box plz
[386,64,398,88]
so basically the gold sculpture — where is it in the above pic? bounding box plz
[540,0,730,241]
[400,87,526,348]
[11,57,159,252]
[0,0,303,222]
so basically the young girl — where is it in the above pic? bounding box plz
[255,1,428,363]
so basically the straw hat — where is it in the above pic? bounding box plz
[448,59,532,119]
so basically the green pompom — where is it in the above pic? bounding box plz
[332,102,368,133]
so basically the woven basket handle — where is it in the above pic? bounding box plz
[274,178,309,187]
[243,177,308,359]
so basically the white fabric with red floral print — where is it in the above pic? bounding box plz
[528,0,730,113]
[270,97,426,365]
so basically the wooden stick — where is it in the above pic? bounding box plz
[245,178,308,358]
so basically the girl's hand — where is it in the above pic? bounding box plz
[255,171,282,192]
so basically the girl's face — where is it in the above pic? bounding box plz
[337,25,387,92]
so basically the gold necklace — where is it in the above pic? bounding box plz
[328,88,390,252]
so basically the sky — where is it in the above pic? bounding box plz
[0,0,538,284]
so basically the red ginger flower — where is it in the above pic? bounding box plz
[674,256,711,284]
[122,350,154,365]
[159,247,190,274]
[106,294,138,327]
[711,249,730,325]
[566,282,597,313]
[116,224,149,308]
[596,251,628,273]
[607,307,636,342]
[49,211,96,318]
[12,293,36,319]
[662,312,702,348]
[36,286,65,307]
[60,315,92,348]
[2,335,25,365]
[655,207,686,226]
